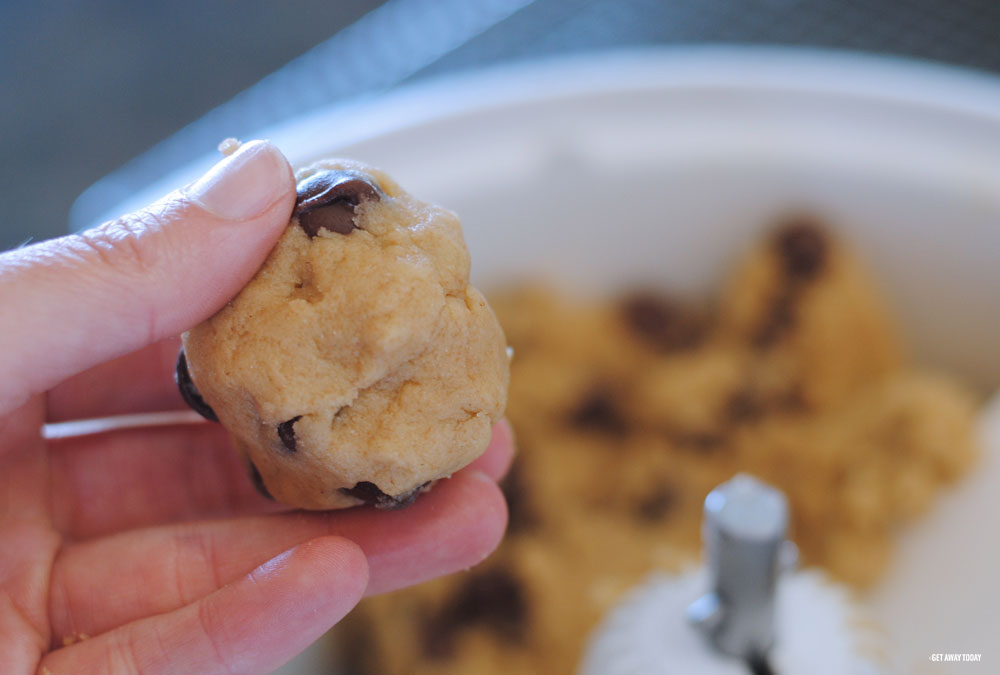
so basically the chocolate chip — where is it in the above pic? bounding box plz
[339,480,429,509]
[247,463,274,501]
[500,461,540,535]
[620,292,706,353]
[423,569,528,659]
[775,218,828,280]
[277,416,301,452]
[635,484,677,522]
[294,170,381,237]
[568,386,629,437]
[174,349,218,422]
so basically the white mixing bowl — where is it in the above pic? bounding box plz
[116,47,1000,674]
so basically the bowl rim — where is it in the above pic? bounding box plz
[80,44,1000,229]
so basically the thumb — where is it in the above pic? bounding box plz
[0,140,295,414]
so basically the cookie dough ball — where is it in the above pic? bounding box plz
[178,158,509,509]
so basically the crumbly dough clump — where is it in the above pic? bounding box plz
[337,218,979,674]
[181,159,509,509]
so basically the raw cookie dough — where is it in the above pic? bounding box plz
[336,218,979,675]
[178,158,509,510]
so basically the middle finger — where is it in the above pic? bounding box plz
[48,422,285,539]
[48,470,508,645]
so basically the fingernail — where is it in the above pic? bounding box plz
[185,140,289,221]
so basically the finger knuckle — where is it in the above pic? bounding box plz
[106,627,145,675]
[169,529,223,606]
[76,214,161,279]
[197,598,236,673]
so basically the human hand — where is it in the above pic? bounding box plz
[0,141,513,674]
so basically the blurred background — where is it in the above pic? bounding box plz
[4,0,1000,251]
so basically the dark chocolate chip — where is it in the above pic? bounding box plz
[635,484,677,522]
[620,292,706,353]
[568,386,629,437]
[247,463,274,501]
[500,461,540,535]
[299,206,355,238]
[277,416,301,452]
[423,569,528,659]
[174,349,218,422]
[339,480,429,509]
[775,218,828,280]
[294,170,381,237]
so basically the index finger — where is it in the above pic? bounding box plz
[0,141,294,415]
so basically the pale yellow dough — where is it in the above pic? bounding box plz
[182,159,509,509]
